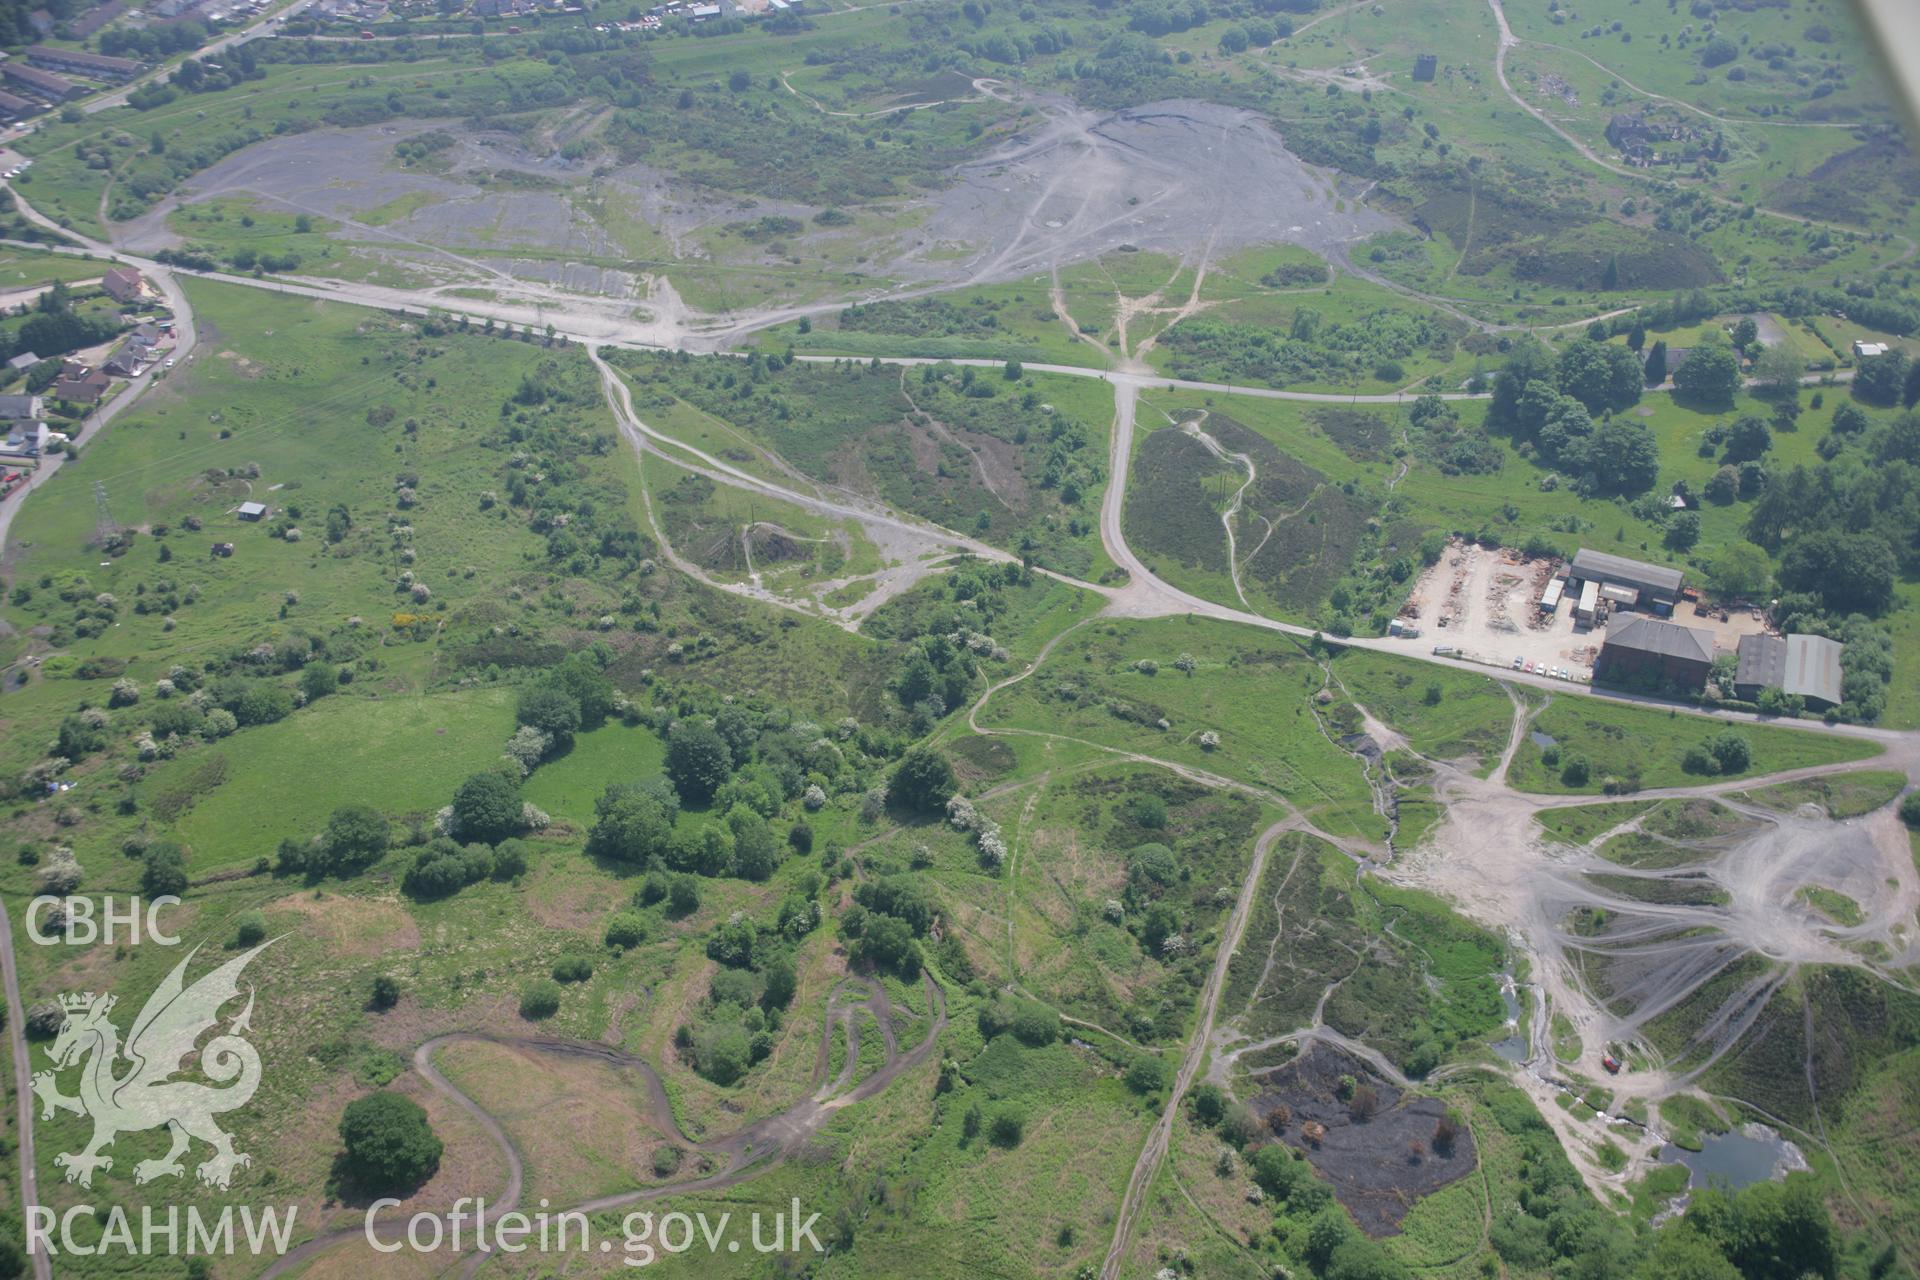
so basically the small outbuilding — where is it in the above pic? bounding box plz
[236,501,268,521]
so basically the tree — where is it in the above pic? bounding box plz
[726,805,780,880]
[1730,317,1758,351]
[1601,254,1619,290]
[370,976,401,1010]
[1490,337,1555,426]
[516,686,581,752]
[1751,343,1803,399]
[1777,529,1897,614]
[1723,415,1771,463]
[450,771,522,845]
[1673,340,1740,408]
[1899,790,1920,828]
[141,841,188,898]
[299,661,338,702]
[1699,35,1738,66]
[1124,1055,1166,1094]
[854,913,920,975]
[1853,349,1909,407]
[544,652,617,728]
[1706,541,1770,599]
[586,784,674,865]
[665,720,733,805]
[316,804,389,874]
[1555,339,1642,413]
[1627,321,1645,351]
[1586,415,1661,494]
[338,1092,442,1194]
[887,747,956,814]
[1643,340,1668,386]
[1665,511,1701,551]
[1830,402,1870,435]
[1706,730,1751,774]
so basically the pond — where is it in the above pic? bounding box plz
[1529,730,1558,749]
[1660,1125,1806,1191]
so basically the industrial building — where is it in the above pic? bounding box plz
[1568,548,1685,618]
[1733,633,1846,710]
[1595,615,1716,689]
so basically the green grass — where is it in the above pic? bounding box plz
[521,720,668,828]
[1536,800,1655,845]
[160,688,517,871]
[1504,696,1880,793]
[1796,885,1865,928]
[971,615,1386,844]
[1734,769,1909,819]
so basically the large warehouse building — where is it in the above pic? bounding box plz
[1568,548,1686,617]
[1595,615,1716,689]
[1733,633,1846,710]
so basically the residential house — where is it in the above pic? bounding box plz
[1,62,81,102]
[103,338,148,378]
[0,393,45,420]
[53,363,108,406]
[1595,616,1716,690]
[1,422,53,456]
[102,267,147,304]
[26,45,143,80]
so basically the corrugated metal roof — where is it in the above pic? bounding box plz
[1570,548,1685,595]
[1603,615,1714,664]
[1735,633,1785,692]
[1784,634,1844,708]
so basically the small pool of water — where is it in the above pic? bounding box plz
[1490,969,1527,1062]
[1661,1127,1803,1191]
[1529,730,1558,749]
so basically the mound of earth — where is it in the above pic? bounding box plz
[1250,1044,1476,1236]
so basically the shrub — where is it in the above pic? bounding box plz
[605,912,648,949]
[1901,791,1920,829]
[552,955,594,983]
[519,979,562,1019]
[140,841,189,898]
[338,1092,442,1194]
[370,976,401,1011]
[987,1107,1025,1148]
[232,912,267,947]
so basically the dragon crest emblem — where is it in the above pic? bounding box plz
[32,942,270,1190]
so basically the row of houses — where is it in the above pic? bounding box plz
[0,45,145,116]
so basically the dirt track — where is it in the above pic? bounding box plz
[257,973,946,1277]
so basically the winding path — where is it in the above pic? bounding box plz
[258,973,946,1277]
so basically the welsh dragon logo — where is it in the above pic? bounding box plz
[32,942,269,1190]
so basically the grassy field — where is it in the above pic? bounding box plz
[1505,696,1880,793]
[968,615,1387,845]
